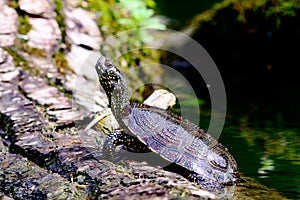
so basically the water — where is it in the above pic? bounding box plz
[221,119,300,199]
[221,74,300,199]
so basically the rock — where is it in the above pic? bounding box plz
[19,74,84,127]
[0,3,18,34]
[65,45,99,74]
[27,18,61,53]
[0,35,17,48]
[0,153,87,199]
[0,48,7,63]
[0,3,18,47]
[0,194,14,200]
[0,48,15,72]
[22,53,59,78]
[143,89,176,109]
[0,138,8,153]
[19,0,55,18]
[99,160,216,199]
[64,8,102,50]
[15,131,56,155]
[66,0,81,7]
[0,89,45,134]
[0,69,20,82]
[65,47,108,112]
[66,71,108,112]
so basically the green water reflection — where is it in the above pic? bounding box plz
[220,117,300,199]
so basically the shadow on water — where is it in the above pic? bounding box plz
[157,1,300,199]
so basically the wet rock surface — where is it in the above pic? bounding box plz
[0,1,287,199]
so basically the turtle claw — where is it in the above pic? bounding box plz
[103,130,151,162]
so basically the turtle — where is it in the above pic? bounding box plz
[95,56,240,190]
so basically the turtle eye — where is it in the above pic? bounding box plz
[107,67,118,74]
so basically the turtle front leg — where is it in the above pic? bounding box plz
[103,130,151,161]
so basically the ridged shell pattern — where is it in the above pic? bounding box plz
[121,103,239,185]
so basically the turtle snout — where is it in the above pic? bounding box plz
[96,56,114,76]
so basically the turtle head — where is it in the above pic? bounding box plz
[95,56,129,115]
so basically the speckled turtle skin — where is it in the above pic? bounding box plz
[95,56,240,190]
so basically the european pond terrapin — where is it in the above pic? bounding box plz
[95,56,240,191]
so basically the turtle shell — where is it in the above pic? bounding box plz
[120,102,239,185]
